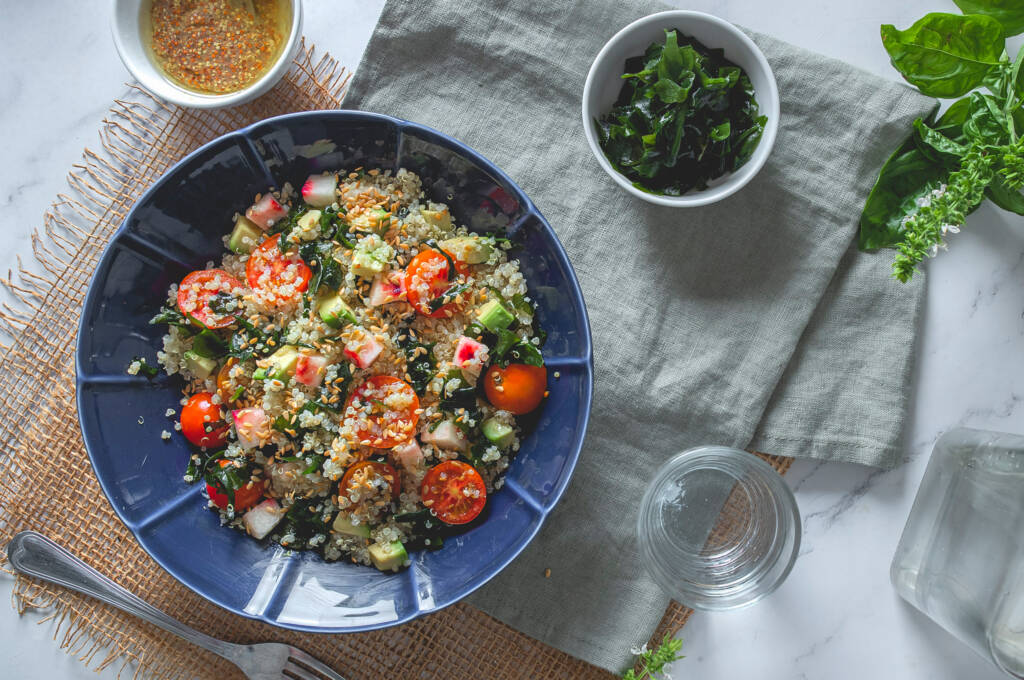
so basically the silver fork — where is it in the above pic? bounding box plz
[6,531,346,680]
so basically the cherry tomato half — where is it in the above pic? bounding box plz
[421,461,487,525]
[206,459,265,511]
[483,363,547,415]
[177,269,242,329]
[246,234,312,302]
[339,460,401,501]
[180,392,230,448]
[404,249,469,318]
[344,376,420,448]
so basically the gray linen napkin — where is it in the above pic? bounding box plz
[344,0,934,671]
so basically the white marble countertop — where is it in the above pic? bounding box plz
[2,1,1022,678]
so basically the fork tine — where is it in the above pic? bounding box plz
[282,660,322,680]
[287,646,347,680]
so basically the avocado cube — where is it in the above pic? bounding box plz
[332,513,371,538]
[228,216,264,254]
[265,345,300,381]
[439,236,493,264]
[369,541,408,571]
[420,208,452,231]
[351,237,394,279]
[318,292,358,329]
[476,299,515,332]
[482,418,515,449]
[293,209,322,241]
[183,350,217,380]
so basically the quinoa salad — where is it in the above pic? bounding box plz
[139,168,549,571]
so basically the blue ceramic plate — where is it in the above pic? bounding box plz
[75,111,593,632]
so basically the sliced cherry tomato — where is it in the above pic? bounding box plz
[206,459,265,511]
[483,363,547,415]
[176,269,242,329]
[339,460,400,501]
[421,460,487,525]
[245,234,312,302]
[181,392,230,448]
[345,376,420,448]
[404,249,469,318]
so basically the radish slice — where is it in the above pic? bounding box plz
[344,330,383,369]
[421,420,468,452]
[245,194,289,230]
[294,354,327,387]
[391,438,424,473]
[232,407,270,450]
[454,335,490,379]
[368,271,407,307]
[243,499,285,539]
[301,174,338,208]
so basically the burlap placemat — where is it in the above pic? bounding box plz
[0,42,792,679]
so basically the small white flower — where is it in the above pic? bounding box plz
[630,644,649,656]
[927,244,939,258]
[941,224,960,235]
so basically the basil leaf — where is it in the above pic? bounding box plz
[859,106,951,250]
[986,174,1024,214]
[953,0,1024,37]
[964,91,1011,142]
[912,117,968,160]
[880,13,1005,98]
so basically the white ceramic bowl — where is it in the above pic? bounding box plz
[582,11,779,207]
[111,0,303,109]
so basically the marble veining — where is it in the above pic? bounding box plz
[1,1,1023,679]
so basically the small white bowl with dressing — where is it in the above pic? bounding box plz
[111,0,303,109]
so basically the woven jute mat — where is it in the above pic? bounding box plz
[0,43,792,679]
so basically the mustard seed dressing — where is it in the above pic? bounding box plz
[148,0,289,94]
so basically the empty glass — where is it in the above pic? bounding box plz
[636,445,801,610]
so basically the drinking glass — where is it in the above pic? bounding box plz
[636,445,801,610]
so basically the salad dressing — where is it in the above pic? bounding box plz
[147,0,290,94]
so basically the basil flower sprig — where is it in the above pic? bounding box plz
[859,3,1024,282]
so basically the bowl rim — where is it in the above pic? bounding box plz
[109,0,304,109]
[75,109,594,633]
[581,9,780,208]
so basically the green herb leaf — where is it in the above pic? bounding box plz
[149,305,195,334]
[880,13,1005,98]
[191,330,228,359]
[986,172,1024,213]
[953,0,1024,37]
[401,334,437,396]
[424,240,458,281]
[427,282,472,313]
[596,30,766,195]
[129,356,160,379]
[621,635,684,680]
[507,339,544,367]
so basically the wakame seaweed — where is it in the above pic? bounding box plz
[595,29,767,196]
